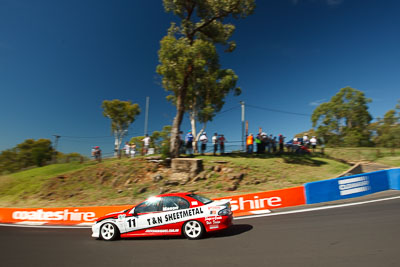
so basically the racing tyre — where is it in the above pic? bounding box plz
[100,222,119,241]
[183,220,204,240]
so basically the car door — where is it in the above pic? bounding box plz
[157,196,191,235]
[124,197,163,235]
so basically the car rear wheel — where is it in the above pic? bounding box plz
[183,220,204,240]
[100,222,119,241]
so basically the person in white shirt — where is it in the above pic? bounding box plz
[199,132,208,155]
[142,134,151,155]
[303,134,309,146]
[212,133,218,156]
[124,142,131,157]
[310,136,317,152]
[130,143,136,158]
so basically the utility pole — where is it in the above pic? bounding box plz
[144,96,149,136]
[240,101,245,152]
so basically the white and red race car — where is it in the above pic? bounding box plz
[92,193,233,240]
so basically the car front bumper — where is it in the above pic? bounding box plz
[92,223,100,238]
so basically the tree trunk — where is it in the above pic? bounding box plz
[190,112,198,153]
[170,93,186,158]
[169,67,192,158]
[114,131,123,158]
[195,124,206,154]
[114,135,119,157]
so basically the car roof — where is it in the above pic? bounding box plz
[153,192,193,198]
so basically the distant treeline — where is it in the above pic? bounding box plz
[310,87,400,148]
[0,139,84,175]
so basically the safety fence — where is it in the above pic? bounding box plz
[0,168,399,226]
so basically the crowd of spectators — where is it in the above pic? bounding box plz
[178,131,227,156]
[244,132,320,155]
[93,131,320,160]
[246,132,286,154]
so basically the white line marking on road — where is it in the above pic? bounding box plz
[235,195,400,220]
[15,221,46,225]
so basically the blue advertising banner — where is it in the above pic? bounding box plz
[388,168,400,190]
[305,170,390,204]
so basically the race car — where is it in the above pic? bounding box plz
[92,193,233,241]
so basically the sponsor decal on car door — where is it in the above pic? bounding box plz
[123,207,206,233]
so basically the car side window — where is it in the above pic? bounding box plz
[134,197,162,214]
[162,197,190,211]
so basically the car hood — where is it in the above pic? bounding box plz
[208,199,230,207]
[96,209,127,222]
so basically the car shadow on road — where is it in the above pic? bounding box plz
[118,224,253,241]
[206,224,253,239]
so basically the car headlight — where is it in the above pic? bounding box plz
[218,208,231,216]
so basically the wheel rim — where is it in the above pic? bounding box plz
[101,223,115,240]
[185,221,202,238]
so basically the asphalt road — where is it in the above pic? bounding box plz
[1,197,400,267]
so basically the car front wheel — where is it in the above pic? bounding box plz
[100,222,119,241]
[183,220,204,240]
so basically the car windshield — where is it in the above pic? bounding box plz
[188,194,213,204]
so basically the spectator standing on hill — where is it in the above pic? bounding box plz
[246,133,254,154]
[212,133,218,155]
[199,132,208,155]
[124,142,130,157]
[255,133,262,154]
[130,143,136,158]
[185,130,194,155]
[279,134,285,152]
[272,136,277,153]
[268,134,273,153]
[142,134,151,155]
[219,134,226,155]
[310,136,317,152]
[94,146,102,162]
[303,133,309,147]
[260,132,267,153]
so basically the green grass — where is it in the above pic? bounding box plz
[375,156,400,167]
[1,148,398,208]
[324,147,400,163]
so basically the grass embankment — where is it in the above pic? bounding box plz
[323,147,400,166]
[0,154,351,208]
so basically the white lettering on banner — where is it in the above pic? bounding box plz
[11,209,96,222]
[338,176,371,196]
[228,196,282,212]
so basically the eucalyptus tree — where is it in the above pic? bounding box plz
[311,87,372,146]
[371,100,400,147]
[102,99,141,157]
[189,68,241,152]
[157,0,255,157]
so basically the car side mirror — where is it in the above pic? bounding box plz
[130,207,138,216]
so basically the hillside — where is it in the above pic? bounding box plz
[0,153,354,208]
[1,148,399,208]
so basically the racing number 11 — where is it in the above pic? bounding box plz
[127,218,136,228]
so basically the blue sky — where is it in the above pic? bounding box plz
[1,0,399,156]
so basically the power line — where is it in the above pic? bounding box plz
[246,104,311,117]
[215,105,241,116]
[60,135,112,139]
